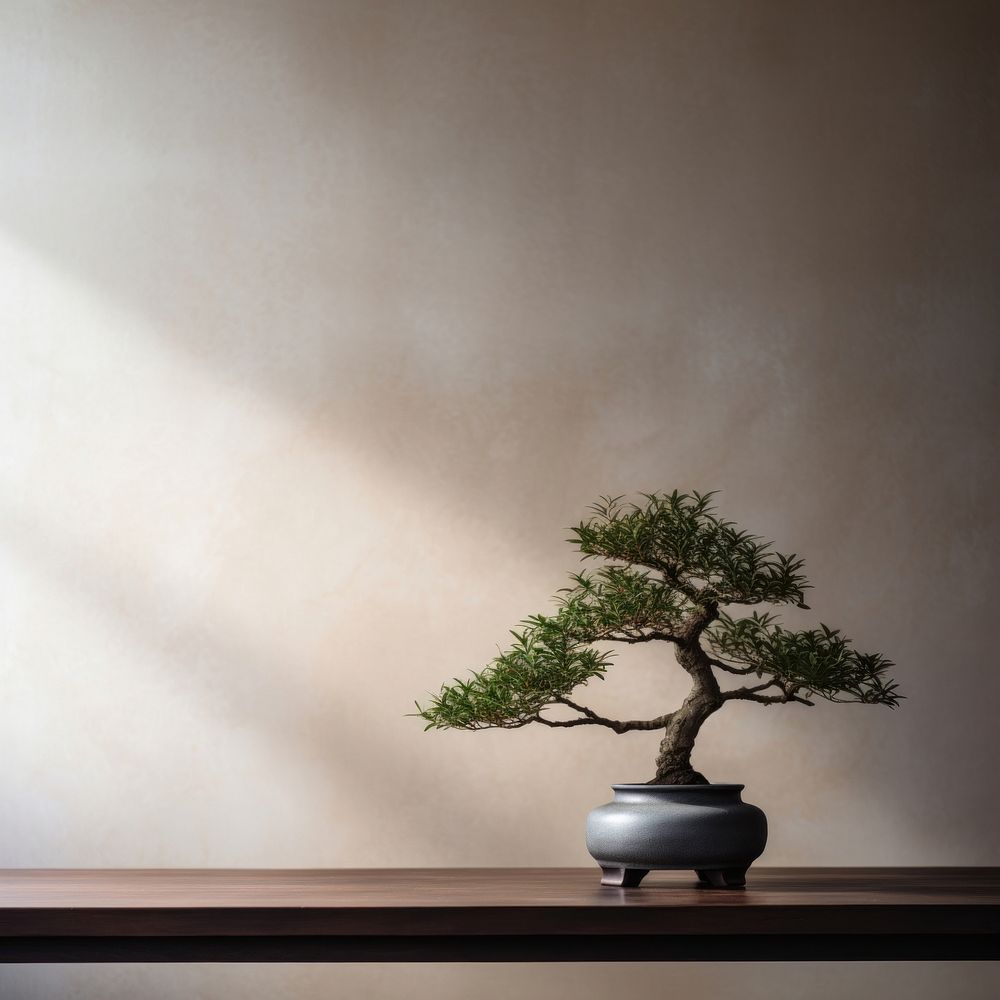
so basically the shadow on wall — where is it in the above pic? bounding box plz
[0,490,539,862]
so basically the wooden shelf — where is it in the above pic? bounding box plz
[1,867,997,962]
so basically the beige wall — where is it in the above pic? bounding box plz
[2,1,998,996]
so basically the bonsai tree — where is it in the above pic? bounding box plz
[417,491,899,784]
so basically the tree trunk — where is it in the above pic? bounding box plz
[650,618,723,785]
[649,692,720,784]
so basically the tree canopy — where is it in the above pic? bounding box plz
[417,491,899,781]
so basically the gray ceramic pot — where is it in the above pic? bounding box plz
[586,784,767,888]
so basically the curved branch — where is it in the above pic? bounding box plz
[598,556,706,605]
[655,563,707,605]
[722,682,815,707]
[530,697,674,734]
[599,629,682,645]
[706,655,758,675]
[533,715,618,729]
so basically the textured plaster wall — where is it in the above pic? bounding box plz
[1,1,998,997]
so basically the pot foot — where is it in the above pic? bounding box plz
[600,866,649,888]
[723,867,748,887]
[696,868,748,888]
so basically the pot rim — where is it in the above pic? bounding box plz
[611,783,745,791]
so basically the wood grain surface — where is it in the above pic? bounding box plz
[1,868,997,963]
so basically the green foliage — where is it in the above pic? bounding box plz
[416,490,899,735]
[417,566,689,730]
[417,617,612,730]
[551,565,691,641]
[706,612,901,707]
[571,491,811,607]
